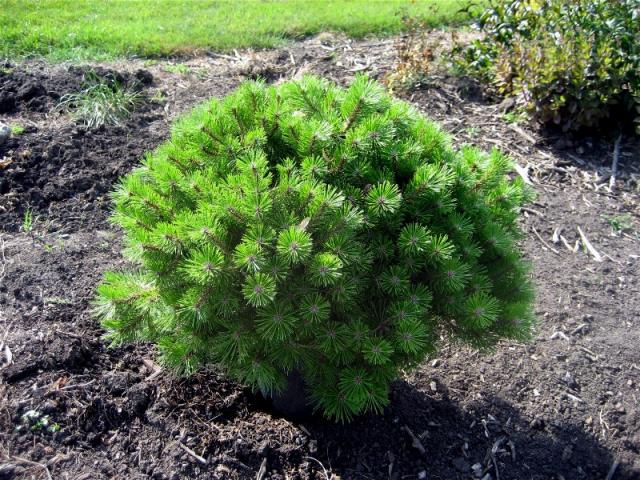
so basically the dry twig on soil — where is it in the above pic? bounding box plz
[549,331,569,341]
[1,455,53,480]
[577,227,603,262]
[609,135,622,193]
[306,456,331,480]
[0,318,13,369]
[401,425,427,455]
[256,458,267,480]
[559,235,576,253]
[606,459,620,480]
[507,123,537,144]
[522,206,544,217]
[531,226,560,255]
[178,442,207,465]
[0,236,6,283]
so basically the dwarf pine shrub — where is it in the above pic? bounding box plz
[95,75,535,422]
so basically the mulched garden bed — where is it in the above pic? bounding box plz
[1,34,639,480]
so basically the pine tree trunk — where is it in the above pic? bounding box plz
[266,369,313,418]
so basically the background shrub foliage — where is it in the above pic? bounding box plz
[459,0,640,134]
[95,76,535,421]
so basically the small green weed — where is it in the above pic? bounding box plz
[502,110,529,125]
[150,90,167,103]
[195,67,209,81]
[19,410,60,434]
[21,209,33,233]
[48,423,61,433]
[603,213,635,233]
[465,126,479,136]
[10,124,25,135]
[164,63,191,75]
[57,73,142,128]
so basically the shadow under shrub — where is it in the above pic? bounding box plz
[94,75,535,422]
[457,0,640,135]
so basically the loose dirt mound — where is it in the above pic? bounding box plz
[1,36,639,479]
[0,65,163,232]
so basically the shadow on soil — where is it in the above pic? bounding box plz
[299,380,621,480]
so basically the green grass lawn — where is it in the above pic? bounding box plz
[0,0,473,61]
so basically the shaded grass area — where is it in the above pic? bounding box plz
[0,0,472,61]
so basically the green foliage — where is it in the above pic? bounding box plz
[502,110,529,125]
[603,213,635,233]
[164,63,191,75]
[56,72,142,128]
[21,209,33,233]
[457,0,640,134]
[20,410,60,434]
[95,75,535,422]
[10,123,25,135]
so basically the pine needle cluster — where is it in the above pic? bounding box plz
[95,75,535,422]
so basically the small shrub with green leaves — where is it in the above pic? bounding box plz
[95,75,535,421]
[457,0,640,134]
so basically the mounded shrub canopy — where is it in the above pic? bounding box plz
[95,75,535,421]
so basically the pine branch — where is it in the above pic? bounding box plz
[343,96,364,133]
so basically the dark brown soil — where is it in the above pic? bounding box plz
[1,35,639,480]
